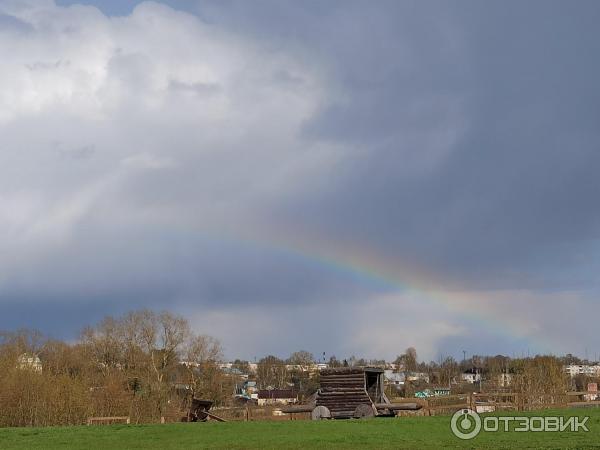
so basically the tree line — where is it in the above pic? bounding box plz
[0,312,584,427]
[0,311,327,427]
[0,310,226,426]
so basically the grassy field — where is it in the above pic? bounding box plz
[1,409,600,449]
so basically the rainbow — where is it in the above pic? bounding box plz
[177,223,548,355]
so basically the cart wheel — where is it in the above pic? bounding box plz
[353,404,375,419]
[311,405,331,420]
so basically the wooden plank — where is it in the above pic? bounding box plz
[428,403,469,411]
[568,400,600,407]
[87,416,130,425]
[281,406,314,413]
[205,411,227,422]
[374,403,421,411]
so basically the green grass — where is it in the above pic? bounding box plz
[1,409,600,449]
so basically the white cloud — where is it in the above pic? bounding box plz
[443,289,594,355]
[0,0,332,249]
[184,291,467,361]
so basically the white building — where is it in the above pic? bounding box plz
[17,353,42,372]
[461,369,482,384]
[257,389,298,406]
[406,372,430,383]
[564,365,600,377]
[384,370,405,386]
[498,373,513,387]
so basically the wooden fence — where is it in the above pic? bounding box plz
[87,416,130,425]
[212,391,600,421]
[211,405,310,421]
[105,391,600,425]
[393,391,600,416]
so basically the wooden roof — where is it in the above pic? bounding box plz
[320,367,384,376]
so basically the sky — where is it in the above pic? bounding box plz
[1,0,599,362]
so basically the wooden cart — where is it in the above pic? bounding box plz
[187,398,226,422]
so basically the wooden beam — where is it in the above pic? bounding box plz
[374,403,421,411]
[204,411,227,422]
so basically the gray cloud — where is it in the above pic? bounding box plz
[1,0,599,360]
[241,0,600,290]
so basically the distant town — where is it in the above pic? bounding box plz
[1,309,599,426]
[216,357,600,406]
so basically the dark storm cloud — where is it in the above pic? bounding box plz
[0,223,382,313]
[192,0,600,290]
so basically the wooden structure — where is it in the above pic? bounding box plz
[187,398,227,422]
[283,367,421,419]
[318,367,387,418]
[87,416,130,425]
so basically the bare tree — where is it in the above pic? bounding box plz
[439,356,458,386]
[404,347,417,373]
[182,335,223,397]
[512,356,568,408]
[287,351,314,370]
[257,355,288,389]
[80,316,123,377]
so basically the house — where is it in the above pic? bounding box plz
[415,387,450,398]
[234,380,259,402]
[432,387,451,396]
[461,368,482,384]
[17,353,42,372]
[384,369,405,386]
[222,367,248,380]
[564,365,600,377]
[406,372,430,383]
[257,389,298,406]
[245,381,258,393]
[498,372,513,387]
[584,383,598,401]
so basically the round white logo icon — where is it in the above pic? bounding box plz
[451,408,482,440]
